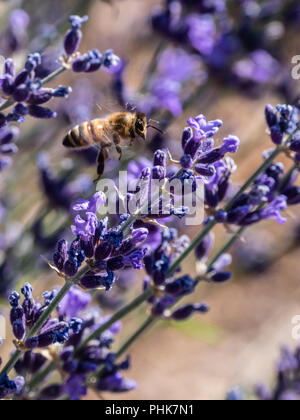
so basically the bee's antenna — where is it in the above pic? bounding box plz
[147,124,164,134]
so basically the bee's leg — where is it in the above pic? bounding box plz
[94,147,109,183]
[113,133,122,161]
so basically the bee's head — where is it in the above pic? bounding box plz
[134,112,147,140]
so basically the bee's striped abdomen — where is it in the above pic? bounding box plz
[63,120,104,149]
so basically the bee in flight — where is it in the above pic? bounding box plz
[63,111,162,182]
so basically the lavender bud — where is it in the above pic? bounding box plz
[28,89,54,105]
[64,260,78,277]
[80,271,115,290]
[25,53,42,72]
[14,103,28,116]
[107,256,124,271]
[10,306,23,324]
[195,232,214,260]
[152,296,175,317]
[80,239,93,259]
[181,127,193,150]
[2,75,14,95]
[9,291,20,307]
[205,188,219,208]
[13,70,29,87]
[101,49,120,69]
[64,29,82,56]
[290,140,300,153]
[95,241,113,261]
[171,303,209,321]
[0,126,19,144]
[80,274,102,289]
[12,319,26,340]
[69,318,83,334]
[195,164,216,176]
[0,143,18,154]
[153,150,167,167]
[214,210,227,223]
[72,56,90,73]
[180,154,193,169]
[28,105,57,119]
[265,104,277,128]
[21,283,33,300]
[69,15,88,29]
[152,165,166,180]
[210,271,232,282]
[227,205,250,224]
[165,275,197,297]
[270,126,283,145]
[25,337,39,349]
[53,86,72,98]
[53,252,64,271]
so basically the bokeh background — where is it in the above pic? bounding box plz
[1,0,300,400]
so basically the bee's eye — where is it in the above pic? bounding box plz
[135,119,144,131]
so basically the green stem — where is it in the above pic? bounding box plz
[76,288,153,354]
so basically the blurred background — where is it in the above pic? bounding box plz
[1,0,300,400]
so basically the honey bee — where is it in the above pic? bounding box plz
[63,111,162,182]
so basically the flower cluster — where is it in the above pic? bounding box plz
[13,285,135,400]
[0,55,71,122]
[64,15,120,73]
[0,14,120,172]
[53,191,149,290]
[265,104,300,150]
[9,283,82,349]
